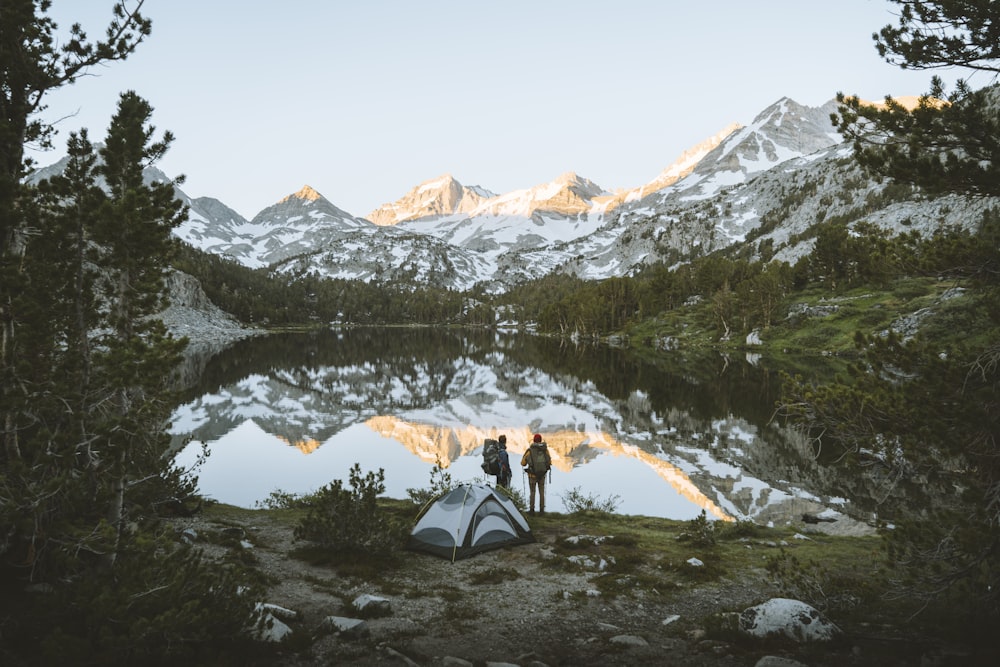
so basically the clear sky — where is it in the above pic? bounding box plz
[37,1,962,221]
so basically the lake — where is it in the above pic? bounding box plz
[170,327,873,529]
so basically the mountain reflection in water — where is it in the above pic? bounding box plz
[170,328,869,528]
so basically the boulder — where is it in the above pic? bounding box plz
[253,605,293,643]
[320,615,370,640]
[352,593,392,616]
[739,598,841,643]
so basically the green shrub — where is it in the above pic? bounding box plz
[255,488,312,509]
[294,464,405,557]
[721,518,765,539]
[16,531,262,666]
[560,486,621,514]
[677,510,717,547]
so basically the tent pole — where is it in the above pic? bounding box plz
[451,484,473,563]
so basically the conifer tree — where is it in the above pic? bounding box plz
[1,6,260,662]
[834,1,1000,198]
[1,0,151,462]
[787,0,1000,625]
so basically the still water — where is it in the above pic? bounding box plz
[170,328,869,527]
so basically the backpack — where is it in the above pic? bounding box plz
[481,438,501,476]
[527,442,550,477]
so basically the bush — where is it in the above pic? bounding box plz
[294,464,405,557]
[677,510,717,547]
[255,488,312,509]
[560,486,621,514]
[12,530,261,666]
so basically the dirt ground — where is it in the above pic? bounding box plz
[170,511,951,667]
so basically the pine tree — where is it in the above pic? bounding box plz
[1,7,260,662]
[834,1,1000,198]
[787,0,1000,627]
[0,0,151,462]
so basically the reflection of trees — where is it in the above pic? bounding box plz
[178,328,791,431]
[170,328,879,524]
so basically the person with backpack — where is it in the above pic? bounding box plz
[497,434,512,489]
[481,437,501,483]
[520,433,552,515]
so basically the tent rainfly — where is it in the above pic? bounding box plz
[407,483,534,561]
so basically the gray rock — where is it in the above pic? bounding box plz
[253,606,293,643]
[352,593,392,615]
[739,598,841,643]
[755,656,809,667]
[257,602,299,622]
[320,615,370,640]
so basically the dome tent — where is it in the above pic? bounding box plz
[408,483,534,561]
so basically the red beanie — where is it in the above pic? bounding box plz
[533,433,542,442]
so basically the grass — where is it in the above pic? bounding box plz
[467,566,520,585]
[625,276,978,363]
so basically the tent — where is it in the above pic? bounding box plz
[407,483,534,561]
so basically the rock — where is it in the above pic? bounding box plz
[157,270,257,345]
[441,657,473,667]
[257,602,299,622]
[739,598,842,643]
[353,593,392,616]
[253,605,293,643]
[755,656,809,667]
[686,557,704,567]
[662,614,681,626]
[564,534,611,546]
[320,615,370,640]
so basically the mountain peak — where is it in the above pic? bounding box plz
[366,174,495,226]
[282,185,324,204]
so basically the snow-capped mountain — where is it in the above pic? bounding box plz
[32,95,987,293]
[365,174,496,226]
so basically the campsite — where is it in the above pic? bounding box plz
[166,491,927,667]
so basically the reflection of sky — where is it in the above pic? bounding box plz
[546,454,705,520]
[167,336,861,526]
[175,418,708,518]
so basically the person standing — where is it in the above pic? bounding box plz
[497,434,512,489]
[521,433,552,515]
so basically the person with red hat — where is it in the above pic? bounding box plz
[521,433,552,515]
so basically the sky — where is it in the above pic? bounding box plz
[37,1,963,221]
